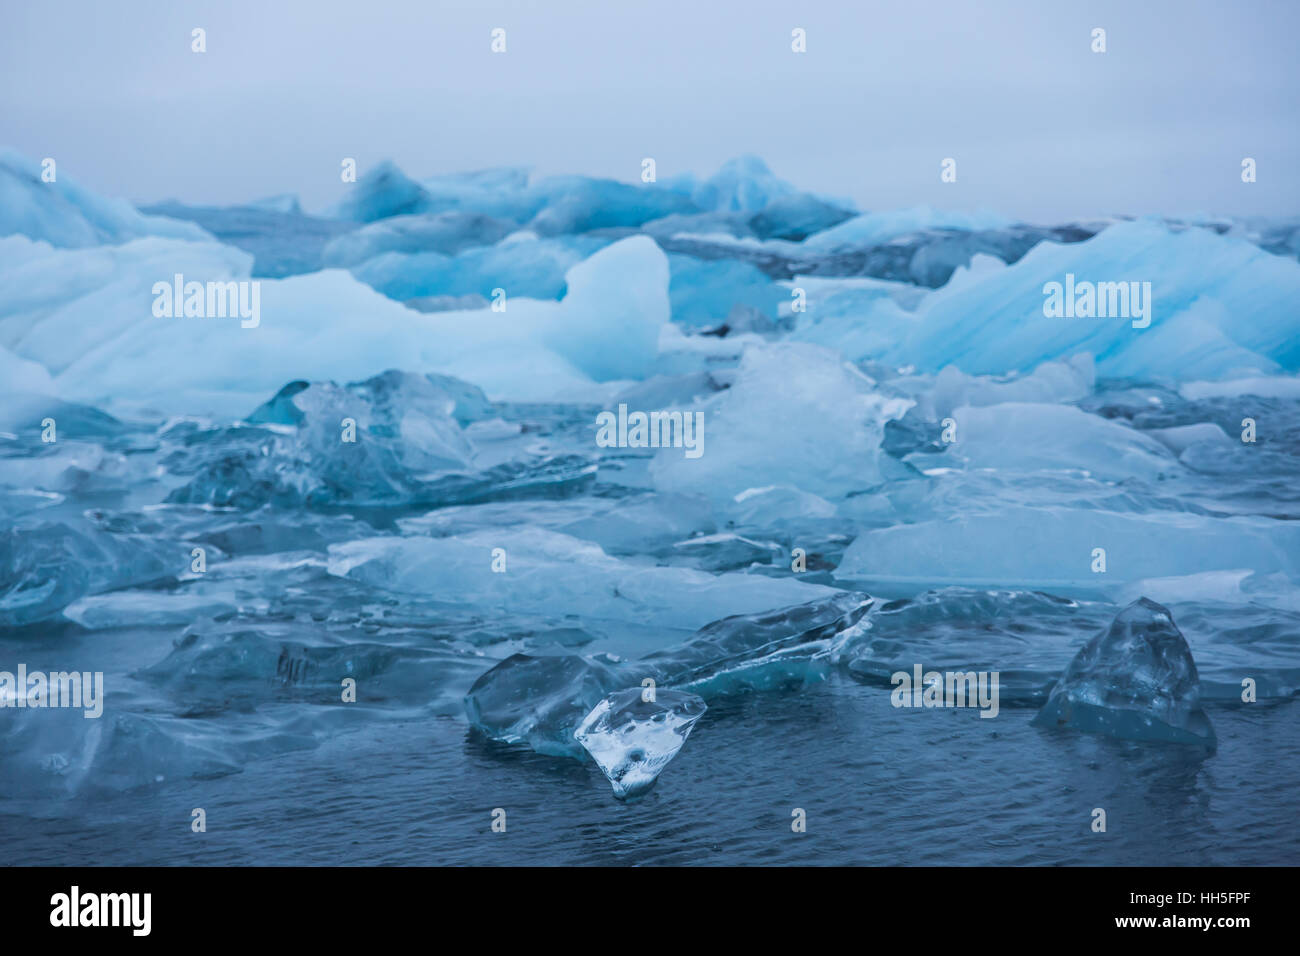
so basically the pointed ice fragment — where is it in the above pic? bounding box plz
[1032,597,1215,747]
[574,688,706,799]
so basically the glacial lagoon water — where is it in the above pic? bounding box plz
[2,151,1299,865]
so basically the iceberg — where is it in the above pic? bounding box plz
[667,254,782,327]
[690,155,797,213]
[320,211,516,268]
[574,688,706,799]
[329,160,434,222]
[884,220,1300,380]
[1032,598,1216,746]
[139,199,357,278]
[351,234,604,303]
[748,193,854,241]
[0,150,209,248]
[650,342,912,503]
[0,234,670,416]
[526,175,697,235]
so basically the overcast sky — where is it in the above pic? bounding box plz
[3,0,1297,221]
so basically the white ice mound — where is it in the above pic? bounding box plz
[858,220,1300,381]
[0,149,210,248]
[1032,597,1215,746]
[650,342,912,503]
[0,234,670,415]
[327,526,836,632]
[835,507,1300,594]
[575,687,706,799]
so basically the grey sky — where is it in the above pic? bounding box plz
[3,0,1297,221]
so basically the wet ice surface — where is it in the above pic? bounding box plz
[1033,598,1216,747]
[574,688,706,799]
[2,153,1300,862]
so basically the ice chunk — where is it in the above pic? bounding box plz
[0,149,209,248]
[328,159,432,222]
[399,492,715,557]
[690,156,796,213]
[139,200,357,278]
[801,205,1012,252]
[0,521,186,627]
[650,343,912,503]
[835,506,1300,594]
[934,402,1179,481]
[1179,375,1300,400]
[320,211,516,268]
[0,234,668,416]
[247,193,301,214]
[0,234,252,382]
[574,688,706,798]
[464,592,869,756]
[328,526,836,632]
[526,176,696,235]
[404,292,489,313]
[167,371,477,509]
[352,234,604,303]
[1032,598,1215,746]
[667,254,782,328]
[891,355,1096,421]
[749,193,853,241]
[1144,422,1232,455]
[886,220,1300,381]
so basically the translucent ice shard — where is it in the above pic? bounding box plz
[574,688,706,799]
[464,593,870,755]
[465,653,627,757]
[0,520,186,627]
[1032,597,1216,746]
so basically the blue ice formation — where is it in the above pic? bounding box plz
[1033,598,1216,746]
[0,150,210,248]
[139,199,357,277]
[2,145,1300,806]
[0,521,186,627]
[875,220,1300,380]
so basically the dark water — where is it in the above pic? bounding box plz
[3,670,1296,866]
